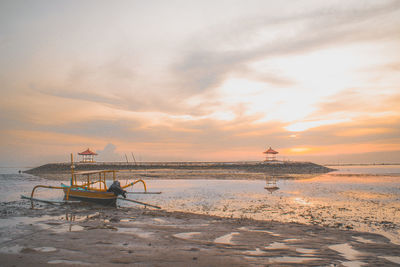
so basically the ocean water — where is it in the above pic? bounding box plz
[0,168,64,203]
[0,165,399,244]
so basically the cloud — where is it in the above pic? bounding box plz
[18,0,400,119]
[312,89,400,119]
[1,1,400,165]
[282,115,400,148]
[96,143,122,162]
[171,0,400,96]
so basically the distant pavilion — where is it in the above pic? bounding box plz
[78,148,98,163]
[263,147,279,161]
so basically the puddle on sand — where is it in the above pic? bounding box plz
[244,248,265,256]
[284,238,300,242]
[296,248,316,254]
[341,261,366,267]
[173,232,201,240]
[1,213,91,243]
[379,256,400,264]
[329,243,361,261]
[0,244,24,254]
[237,226,279,236]
[130,220,209,228]
[0,215,62,228]
[51,224,84,233]
[37,223,84,233]
[265,242,288,249]
[353,236,375,244]
[64,212,100,222]
[33,247,57,252]
[152,218,167,224]
[116,227,153,239]
[48,259,92,265]
[264,231,280,237]
[267,256,320,263]
[214,232,239,245]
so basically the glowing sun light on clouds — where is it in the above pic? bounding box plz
[1,0,400,165]
[285,119,351,132]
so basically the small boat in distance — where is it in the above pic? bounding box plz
[22,154,161,209]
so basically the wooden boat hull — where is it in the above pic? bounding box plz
[62,184,117,206]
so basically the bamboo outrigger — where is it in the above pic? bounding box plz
[22,154,161,209]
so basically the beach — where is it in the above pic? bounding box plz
[1,165,400,266]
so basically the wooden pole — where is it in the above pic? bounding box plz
[70,153,75,186]
[117,197,161,209]
[131,152,137,165]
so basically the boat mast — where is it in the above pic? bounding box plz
[70,153,75,186]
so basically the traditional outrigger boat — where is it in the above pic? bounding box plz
[22,154,161,209]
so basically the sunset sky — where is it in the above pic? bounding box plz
[1,0,400,166]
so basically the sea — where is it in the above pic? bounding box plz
[0,165,399,244]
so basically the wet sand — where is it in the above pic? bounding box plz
[1,202,400,266]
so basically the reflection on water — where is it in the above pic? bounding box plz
[264,176,280,194]
[0,244,24,254]
[214,232,239,245]
[266,256,321,264]
[0,211,89,249]
[125,172,400,244]
[265,242,288,249]
[331,165,400,175]
[47,259,92,265]
[33,247,58,252]
[173,232,201,240]
[329,243,361,261]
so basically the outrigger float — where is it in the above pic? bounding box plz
[22,154,161,209]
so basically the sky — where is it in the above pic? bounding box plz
[1,0,400,166]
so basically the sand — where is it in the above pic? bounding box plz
[1,201,400,266]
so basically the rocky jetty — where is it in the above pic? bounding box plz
[25,161,334,175]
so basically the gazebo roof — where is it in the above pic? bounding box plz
[78,148,98,155]
[263,147,278,154]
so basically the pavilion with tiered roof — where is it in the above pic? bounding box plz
[263,147,279,161]
[78,148,98,163]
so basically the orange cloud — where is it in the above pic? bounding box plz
[335,128,392,137]
[0,129,104,150]
[282,142,400,156]
[287,147,314,154]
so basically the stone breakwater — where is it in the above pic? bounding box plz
[25,161,334,175]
